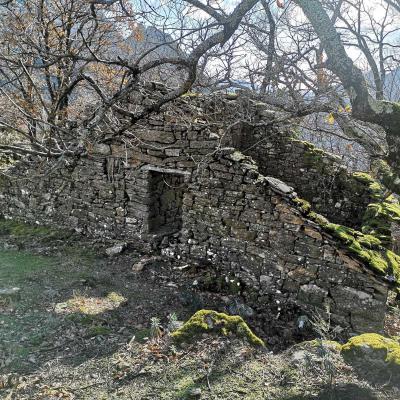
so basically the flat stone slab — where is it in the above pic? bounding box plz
[265,176,294,194]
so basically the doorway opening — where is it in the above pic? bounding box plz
[148,170,185,234]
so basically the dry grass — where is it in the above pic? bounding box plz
[54,292,127,316]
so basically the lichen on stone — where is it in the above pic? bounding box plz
[229,150,250,163]
[170,309,265,347]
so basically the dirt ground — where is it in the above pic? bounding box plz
[0,221,399,399]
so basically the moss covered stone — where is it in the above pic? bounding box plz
[373,159,400,195]
[341,333,400,384]
[293,198,312,214]
[353,171,400,246]
[171,310,264,347]
[342,333,400,365]
[289,165,400,285]
[322,222,399,283]
[292,198,400,285]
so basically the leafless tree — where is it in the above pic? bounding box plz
[292,0,400,191]
[1,0,400,194]
[0,0,259,158]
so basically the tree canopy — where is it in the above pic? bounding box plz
[0,0,400,191]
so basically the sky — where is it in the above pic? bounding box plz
[129,0,399,75]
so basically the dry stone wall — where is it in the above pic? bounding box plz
[0,108,226,251]
[232,124,373,229]
[0,89,393,335]
[167,149,388,334]
[0,156,151,245]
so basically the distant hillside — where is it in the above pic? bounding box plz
[123,24,185,87]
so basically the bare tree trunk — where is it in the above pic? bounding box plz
[295,0,400,191]
[259,0,276,94]
[384,0,400,13]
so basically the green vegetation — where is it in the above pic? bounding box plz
[341,333,400,382]
[353,172,400,246]
[0,218,73,241]
[292,197,400,284]
[324,222,400,283]
[87,325,112,337]
[0,248,76,372]
[289,138,400,254]
[286,150,400,284]
[341,333,400,366]
[171,310,265,347]
[293,197,312,214]
[0,219,98,264]
[0,249,57,282]
[373,158,400,195]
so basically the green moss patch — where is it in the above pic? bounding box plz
[0,218,73,241]
[293,198,312,214]
[373,159,400,195]
[287,163,400,285]
[286,141,400,250]
[353,172,400,246]
[323,222,399,283]
[341,333,400,383]
[342,333,400,365]
[171,310,264,347]
[292,197,400,284]
[0,249,57,282]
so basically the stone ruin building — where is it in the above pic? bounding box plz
[1,82,399,336]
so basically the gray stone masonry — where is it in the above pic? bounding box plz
[0,88,394,333]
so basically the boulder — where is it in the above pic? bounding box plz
[341,333,400,386]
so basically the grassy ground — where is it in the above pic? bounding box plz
[0,246,98,373]
[0,221,399,399]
